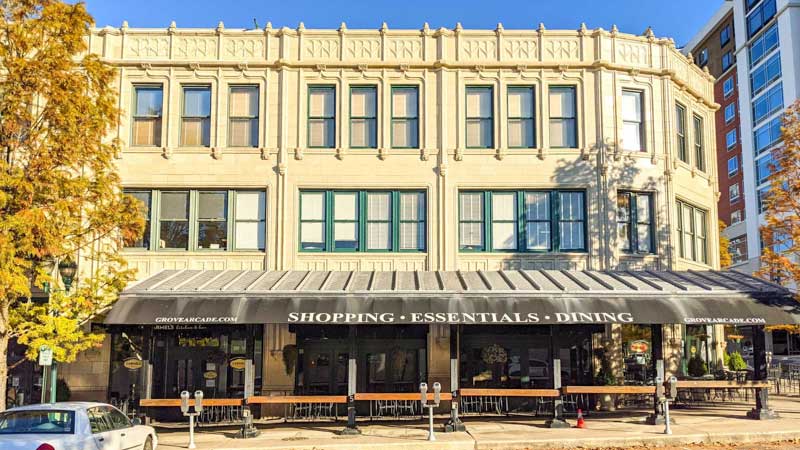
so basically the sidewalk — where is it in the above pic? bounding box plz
[154,395,800,450]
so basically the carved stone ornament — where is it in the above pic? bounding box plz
[161,147,172,159]
[335,147,345,160]
[495,148,506,161]
[294,147,304,160]
[420,148,429,161]
[454,148,464,161]
[211,147,222,159]
[259,148,269,160]
[378,147,388,160]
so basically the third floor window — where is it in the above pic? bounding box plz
[308,86,336,148]
[350,86,377,148]
[675,103,688,163]
[549,86,577,148]
[229,86,259,147]
[466,86,494,148]
[508,86,535,148]
[132,85,163,147]
[621,90,644,151]
[181,86,211,147]
[391,86,419,148]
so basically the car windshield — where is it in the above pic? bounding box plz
[0,410,76,434]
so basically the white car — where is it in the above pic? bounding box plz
[0,401,157,450]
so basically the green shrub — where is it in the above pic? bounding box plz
[687,355,708,377]
[727,351,747,371]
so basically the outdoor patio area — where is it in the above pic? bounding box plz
[152,394,800,450]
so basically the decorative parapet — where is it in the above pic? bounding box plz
[88,23,715,106]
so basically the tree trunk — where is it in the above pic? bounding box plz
[0,332,8,411]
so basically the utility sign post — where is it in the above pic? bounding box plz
[38,346,52,366]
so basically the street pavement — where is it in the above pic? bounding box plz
[153,394,800,450]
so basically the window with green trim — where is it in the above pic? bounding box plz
[458,190,585,252]
[125,190,152,249]
[466,86,493,148]
[391,86,419,148]
[308,86,335,148]
[181,86,211,147]
[549,86,577,148]
[693,114,705,171]
[299,190,426,252]
[229,85,259,147]
[676,200,707,264]
[508,86,535,148]
[132,85,163,147]
[350,86,377,148]
[675,103,687,163]
[123,189,266,251]
[617,192,654,254]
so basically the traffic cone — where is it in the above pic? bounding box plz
[576,409,585,428]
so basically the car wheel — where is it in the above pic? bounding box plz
[143,436,153,450]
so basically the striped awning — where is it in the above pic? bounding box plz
[105,269,800,326]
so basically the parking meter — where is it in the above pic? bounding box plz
[655,376,664,398]
[180,391,190,414]
[181,391,203,449]
[194,390,204,413]
[420,382,436,441]
[668,377,678,399]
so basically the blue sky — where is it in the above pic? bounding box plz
[83,0,722,47]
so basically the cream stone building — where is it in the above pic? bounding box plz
[53,22,789,424]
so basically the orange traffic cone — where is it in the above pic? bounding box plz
[576,409,585,428]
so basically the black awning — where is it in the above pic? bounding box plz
[104,270,800,326]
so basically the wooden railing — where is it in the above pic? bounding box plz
[459,388,560,397]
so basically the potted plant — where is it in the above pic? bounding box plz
[727,351,747,372]
[687,355,708,378]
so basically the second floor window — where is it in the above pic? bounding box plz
[181,86,211,147]
[350,86,377,148]
[693,115,705,171]
[229,86,259,147]
[549,86,577,148]
[132,85,163,146]
[308,86,336,148]
[391,86,419,148]
[675,104,687,163]
[299,190,426,252]
[677,200,708,264]
[617,192,654,254]
[466,86,493,148]
[621,90,644,151]
[124,189,265,251]
[508,86,535,148]
[125,191,152,249]
[458,190,585,252]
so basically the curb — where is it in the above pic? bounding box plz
[475,430,800,449]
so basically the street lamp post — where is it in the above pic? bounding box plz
[41,256,78,404]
